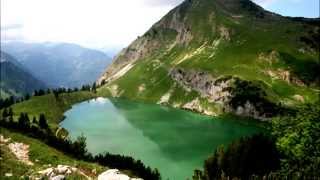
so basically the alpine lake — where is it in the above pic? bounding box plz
[60,97,265,180]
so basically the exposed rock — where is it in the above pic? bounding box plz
[293,94,305,102]
[98,169,143,180]
[158,89,173,104]
[173,102,182,108]
[38,167,55,177]
[234,101,267,121]
[156,5,193,45]
[174,42,208,65]
[37,165,90,180]
[108,85,120,97]
[278,70,291,82]
[51,175,65,180]
[57,165,70,174]
[265,68,305,86]
[138,84,146,93]
[258,50,279,65]
[170,68,232,104]
[169,68,277,120]
[5,173,13,177]
[8,142,34,166]
[183,98,203,112]
[0,135,11,144]
[158,93,171,104]
[219,26,231,41]
[182,98,217,116]
[91,168,97,175]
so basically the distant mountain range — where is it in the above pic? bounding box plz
[0,51,47,98]
[2,41,111,88]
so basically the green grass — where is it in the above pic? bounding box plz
[9,91,97,130]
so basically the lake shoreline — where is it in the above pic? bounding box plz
[60,97,266,179]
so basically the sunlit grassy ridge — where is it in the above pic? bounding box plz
[9,91,96,129]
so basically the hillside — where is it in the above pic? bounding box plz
[0,127,105,179]
[0,51,47,98]
[8,91,97,130]
[2,42,111,88]
[98,0,320,120]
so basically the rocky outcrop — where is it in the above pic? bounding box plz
[219,26,231,41]
[264,68,305,86]
[170,68,232,104]
[97,34,161,85]
[181,98,218,116]
[8,142,34,166]
[158,90,172,104]
[0,135,34,166]
[258,50,280,65]
[155,3,193,45]
[37,165,90,180]
[169,68,279,120]
[233,101,267,121]
[98,169,143,180]
[293,94,305,102]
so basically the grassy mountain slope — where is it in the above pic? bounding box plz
[98,0,319,119]
[0,51,47,98]
[8,91,96,130]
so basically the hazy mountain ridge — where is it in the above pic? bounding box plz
[2,42,112,88]
[98,0,319,120]
[0,51,47,97]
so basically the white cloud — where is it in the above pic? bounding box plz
[1,0,317,52]
[1,0,178,49]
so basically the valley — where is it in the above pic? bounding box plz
[2,42,111,89]
[1,0,319,179]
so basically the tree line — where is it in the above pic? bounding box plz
[0,109,160,180]
[0,83,99,109]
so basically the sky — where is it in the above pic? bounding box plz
[1,0,319,54]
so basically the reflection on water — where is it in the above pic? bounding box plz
[61,98,263,180]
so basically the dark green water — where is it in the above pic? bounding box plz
[61,97,264,180]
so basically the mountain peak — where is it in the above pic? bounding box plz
[98,0,319,120]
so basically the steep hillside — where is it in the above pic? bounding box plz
[0,51,47,98]
[2,42,111,88]
[98,0,319,120]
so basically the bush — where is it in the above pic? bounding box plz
[272,101,320,177]
[194,134,280,180]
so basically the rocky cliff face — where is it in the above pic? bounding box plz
[170,68,232,104]
[98,0,320,120]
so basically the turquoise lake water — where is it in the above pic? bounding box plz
[60,97,264,180]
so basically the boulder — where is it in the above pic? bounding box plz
[57,165,69,174]
[51,175,65,180]
[98,169,132,180]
